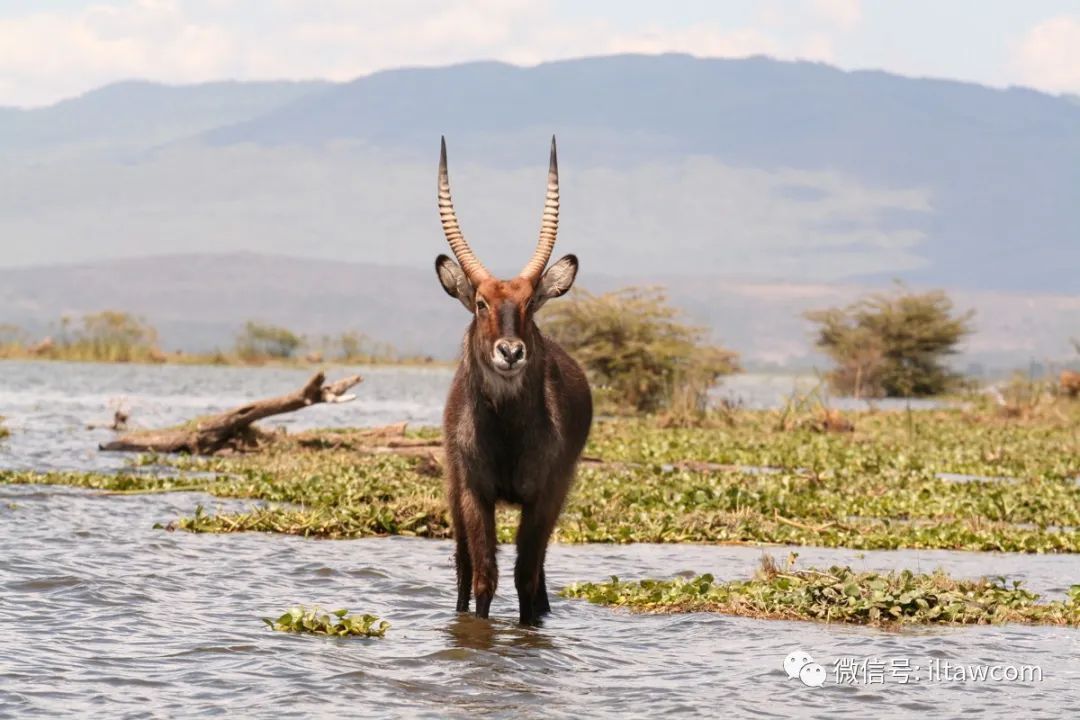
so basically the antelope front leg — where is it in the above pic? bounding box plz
[515,503,558,625]
[534,567,550,615]
[451,507,472,612]
[460,489,498,619]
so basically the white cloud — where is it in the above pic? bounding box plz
[1012,15,1080,94]
[809,0,861,32]
[0,1,237,105]
[798,33,836,62]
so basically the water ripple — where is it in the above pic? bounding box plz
[1,364,1078,717]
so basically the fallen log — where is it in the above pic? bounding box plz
[87,407,129,432]
[294,422,413,450]
[100,372,362,455]
[293,423,445,475]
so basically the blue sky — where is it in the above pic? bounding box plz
[0,0,1078,106]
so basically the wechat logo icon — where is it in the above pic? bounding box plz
[784,649,827,688]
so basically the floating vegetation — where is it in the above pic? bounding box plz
[0,415,8,439]
[585,405,1080,483]
[0,470,207,494]
[560,556,1080,627]
[263,606,389,637]
[3,406,1079,552]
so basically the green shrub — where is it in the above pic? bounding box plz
[51,311,162,363]
[234,321,302,361]
[806,286,974,397]
[544,286,739,414]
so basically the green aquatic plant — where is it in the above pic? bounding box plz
[585,407,1080,483]
[561,557,1080,627]
[84,454,1080,551]
[4,407,1079,552]
[0,470,206,494]
[263,606,389,637]
[0,416,8,440]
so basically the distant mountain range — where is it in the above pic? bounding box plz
[0,80,326,158]
[0,54,1076,368]
[2,54,1079,291]
[1,254,1075,371]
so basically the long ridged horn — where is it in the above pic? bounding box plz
[438,136,490,282]
[519,135,559,281]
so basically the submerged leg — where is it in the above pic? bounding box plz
[461,489,498,619]
[515,503,558,625]
[534,567,550,615]
[447,474,473,613]
[453,513,472,612]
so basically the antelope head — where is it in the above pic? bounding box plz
[434,136,578,379]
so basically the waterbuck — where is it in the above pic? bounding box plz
[433,136,592,625]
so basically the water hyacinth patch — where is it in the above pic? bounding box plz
[3,406,1079,552]
[585,405,1080,483]
[263,606,390,637]
[560,556,1080,627]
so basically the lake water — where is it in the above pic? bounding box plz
[0,361,1075,719]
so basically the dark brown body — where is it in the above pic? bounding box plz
[433,134,588,624]
[443,316,592,625]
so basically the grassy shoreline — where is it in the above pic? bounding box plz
[3,402,1077,552]
[0,352,448,370]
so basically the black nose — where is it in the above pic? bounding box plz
[496,340,525,365]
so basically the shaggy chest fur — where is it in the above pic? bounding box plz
[448,374,556,505]
[474,397,554,505]
[444,336,591,508]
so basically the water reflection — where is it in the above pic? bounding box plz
[446,614,556,652]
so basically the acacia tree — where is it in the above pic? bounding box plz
[806,287,974,398]
[544,286,739,413]
[234,322,301,361]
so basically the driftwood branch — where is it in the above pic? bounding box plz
[100,372,362,455]
[292,422,446,476]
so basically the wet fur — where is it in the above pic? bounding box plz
[443,307,592,625]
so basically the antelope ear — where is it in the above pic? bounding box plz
[435,254,475,312]
[533,254,578,310]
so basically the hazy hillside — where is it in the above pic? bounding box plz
[0,80,327,160]
[1,54,1078,293]
[2,254,1075,371]
[203,54,1080,293]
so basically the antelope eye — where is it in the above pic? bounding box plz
[475,298,487,312]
